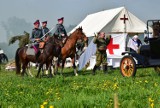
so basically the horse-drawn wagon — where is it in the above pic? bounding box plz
[120,20,160,77]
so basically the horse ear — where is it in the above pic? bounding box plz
[79,26,82,30]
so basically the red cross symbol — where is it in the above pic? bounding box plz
[120,14,128,24]
[107,38,119,54]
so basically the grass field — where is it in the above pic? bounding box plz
[0,64,160,108]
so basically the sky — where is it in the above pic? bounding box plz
[0,0,160,43]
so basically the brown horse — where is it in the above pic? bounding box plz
[56,27,88,76]
[152,21,160,38]
[15,36,62,77]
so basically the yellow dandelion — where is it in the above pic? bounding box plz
[145,80,148,83]
[46,91,50,95]
[40,105,44,108]
[113,83,118,90]
[43,101,48,105]
[103,83,107,86]
[151,103,154,108]
[58,97,60,100]
[154,82,158,87]
[49,105,54,108]
[149,98,154,103]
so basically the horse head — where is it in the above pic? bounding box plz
[152,21,160,38]
[74,27,88,47]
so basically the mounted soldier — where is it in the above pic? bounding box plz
[30,20,43,61]
[41,21,51,41]
[53,17,68,44]
[42,21,49,34]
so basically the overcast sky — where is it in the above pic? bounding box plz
[0,0,160,42]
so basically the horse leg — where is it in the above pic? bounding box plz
[55,60,58,75]
[51,62,55,75]
[53,57,58,75]
[36,63,43,78]
[21,63,28,76]
[25,62,30,76]
[26,62,33,77]
[45,62,51,77]
[48,62,53,78]
[60,59,65,76]
[45,63,49,75]
[41,64,47,76]
[72,57,78,76]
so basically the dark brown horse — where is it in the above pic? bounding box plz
[15,36,62,77]
[57,27,88,76]
[152,21,160,38]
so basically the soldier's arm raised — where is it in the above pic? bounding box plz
[93,33,99,43]
[106,35,111,44]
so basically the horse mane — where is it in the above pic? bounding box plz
[68,27,84,39]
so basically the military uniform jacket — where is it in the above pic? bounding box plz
[54,24,67,39]
[42,27,49,35]
[31,28,43,42]
[93,37,110,51]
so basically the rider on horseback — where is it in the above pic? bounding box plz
[42,21,49,34]
[30,20,43,61]
[53,17,68,45]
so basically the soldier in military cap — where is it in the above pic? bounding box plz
[42,21,50,35]
[53,17,67,44]
[92,32,111,75]
[30,20,43,61]
[31,20,43,43]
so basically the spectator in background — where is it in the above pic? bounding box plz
[128,35,142,53]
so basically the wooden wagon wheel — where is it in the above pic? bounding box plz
[120,56,136,77]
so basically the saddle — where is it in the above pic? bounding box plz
[26,47,36,56]
[26,42,45,56]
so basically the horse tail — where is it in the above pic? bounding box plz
[15,48,21,74]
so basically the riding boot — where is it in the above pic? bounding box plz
[103,64,108,74]
[92,65,98,75]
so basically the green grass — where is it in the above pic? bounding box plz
[0,65,160,108]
